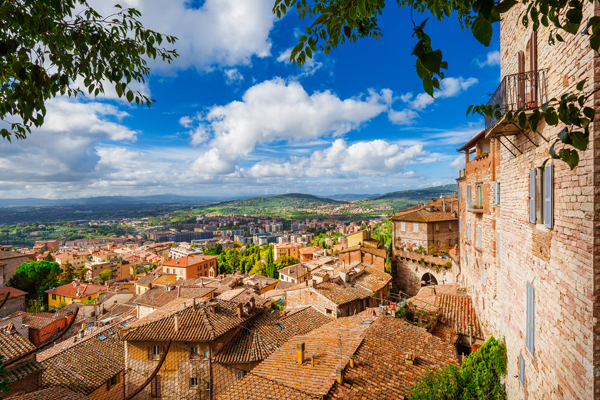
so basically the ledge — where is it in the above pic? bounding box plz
[467,207,484,214]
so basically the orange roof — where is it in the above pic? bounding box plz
[391,208,457,222]
[45,282,105,299]
[0,287,27,299]
[162,254,217,268]
[299,246,323,255]
[274,242,302,249]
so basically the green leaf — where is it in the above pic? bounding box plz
[576,79,587,91]
[423,78,434,96]
[472,17,494,46]
[357,0,366,15]
[466,105,474,116]
[559,148,579,169]
[564,9,583,34]
[545,109,558,125]
[495,0,517,13]
[115,82,123,97]
[570,131,589,151]
[517,111,527,129]
[528,109,540,132]
[558,127,571,144]
[419,50,443,73]
[591,32,600,51]
[549,140,560,159]
[583,107,595,120]
[127,90,134,102]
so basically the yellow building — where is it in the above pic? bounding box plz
[45,282,105,310]
[134,273,178,295]
[346,230,372,248]
[273,242,302,261]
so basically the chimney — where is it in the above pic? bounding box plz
[312,280,317,289]
[335,367,343,384]
[405,352,415,365]
[442,200,446,213]
[349,354,355,368]
[249,297,255,310]
[237,303,243,318]
[174,312,179,331]
[297,342,305,365]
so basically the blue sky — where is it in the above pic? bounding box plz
[0,0,501,199]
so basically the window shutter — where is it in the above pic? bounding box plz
[519,353,525,386]
[459,217,462,233]
[459,186,462,201]
[544,164,554,228]
[481,262,485,285]
[526,283,535,356]
[477,226,482,248]
[156,375,162,397]
[529,169,536,223]
[401,222,405,232]
[494,182,500,205]
[518,51,525,108]
[159,346,164,357]
[148,346,153,360]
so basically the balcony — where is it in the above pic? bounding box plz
[485,69,547,135]
[467,203,484,214]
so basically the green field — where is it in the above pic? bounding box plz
[197,193,345,216]
[357,184,458,210]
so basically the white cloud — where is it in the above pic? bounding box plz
[388,109,419,125]
[181,78,393,173]
[224,68,244,84]
[179,116,193,128]
[449,155,466,170]
[476,51,501,68]
[89,0,275,73]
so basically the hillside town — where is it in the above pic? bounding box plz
[1,0,599,398]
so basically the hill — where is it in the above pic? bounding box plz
[0,194,227,208]
[357,184,458,211]
[198,193,346,215]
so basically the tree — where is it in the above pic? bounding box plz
[248,260,267,276]
[97,269,112,284]
[408,336,507,399]
[204,243,223,256]
[1,0,178,141]
[76,265,88,282]
[274,0,597,169]
[59,261,76,285]
[8,261,61,300]
[0,355,9,399]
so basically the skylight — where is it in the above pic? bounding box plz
[98,335,107,340]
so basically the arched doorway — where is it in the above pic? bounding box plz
[421,273,438,287]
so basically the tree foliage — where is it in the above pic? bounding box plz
[409,336,507,399]
[59,261,76,285]
[0,355,9,399]
[274,0,599,169]
[0,0,178,141]
[8,260,62,300]
[97,269,112,284]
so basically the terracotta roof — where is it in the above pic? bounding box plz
[279,264,309,279]
[0,287,27,299]
[8,387,93,400]
[40,324,125,395]
[120,297,264,342]
[327,315,459,399]
[98,303,136,320]
[218,312,376,399]
[353,265,392,293]
[274,243,302,249]
[214,306,332,364]
[45,282,105,299]
[438,294,483,338]
[391,207,457,222]
[313,282,371,306]
[0,324,36,361]
[162,254,217,267]
[299,246,323,255]
[338,245,387,259]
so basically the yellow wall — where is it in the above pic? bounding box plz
[48,291,102,309]
[347,230,370,248]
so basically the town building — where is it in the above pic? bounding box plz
[0,248,33,288]
[338,243,387,271]
[0,323,43,397]
[134,273,178,295]
[273,242,302,262]
[0,287,27,318]
[46,282,106,310]
[161,254,218,279]
[168,246,203,260]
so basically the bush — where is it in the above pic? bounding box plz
[409,337,507,400]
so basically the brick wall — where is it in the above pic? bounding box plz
[456,3,600,398]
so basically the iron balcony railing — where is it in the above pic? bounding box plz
[485,69,547,134]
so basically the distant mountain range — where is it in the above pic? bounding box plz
[0,185,458,211]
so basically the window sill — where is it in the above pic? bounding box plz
[468,207,484,214]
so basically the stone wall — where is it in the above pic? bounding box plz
[393,255,455,297]
[456,3,600,398]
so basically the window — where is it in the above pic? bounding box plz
[190,346,199,360]
[448,222,452,231]
[467,222,471,241]
[477,185,483,206]
[458,186,462,201]
[150,375,161,398]
[237,371,247,380]
[529,168,538,224]
[52,294,56,300]
[519,353,525,386]
[203,350,210,359]
[494,182,501,205]
[435,223,439,232]
[467,185,472,206]
[436,240,439,246]
[166,268,169,273]
[150,345,161,360]
[477,226,482,248]
[189,377,198,388]
[459,217,462,233]
[544,164,554,228]
[107,374,118,390]
[481,262,485,285]
[400,222,406,232]
[526,283,535,356]
[449,239,453,246]
[413,223,419,233]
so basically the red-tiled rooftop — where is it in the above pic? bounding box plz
[45,282,105,299]
[162,254,217,267]
[0,287,28,299]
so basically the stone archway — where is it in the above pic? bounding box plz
[421,272,438,287]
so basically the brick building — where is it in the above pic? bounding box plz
[0,323,43,397]
[455,5,600,398]
[161,254,218,279]
[338,245,387,271]
[0,288,26,318]
[0,249,33,288]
